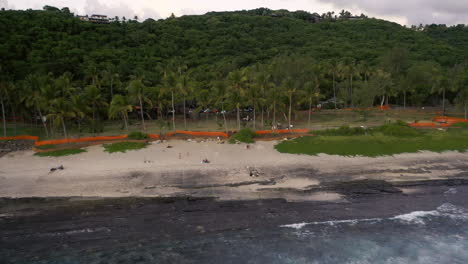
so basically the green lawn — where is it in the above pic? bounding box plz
[275,132,468,157]
[103,142,148,153]
[34,149,87,157]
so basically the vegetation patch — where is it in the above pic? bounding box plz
[313,126,366,136]
[371,121,421,137]
[35,149,87,157]
[275,131,468,157]
[229,129,257,144]
[450,122,468,128]
[103,142,148,153]
[127,131,149,140]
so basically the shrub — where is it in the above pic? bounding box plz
[35,149,86,157]
[371,121,420,137]
[450,122,468,128]
[229,128,256,144]
[103,142,148,153]
[313,125,366,136]
[127,131,149,140]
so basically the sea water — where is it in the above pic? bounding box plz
[2,202,467,264]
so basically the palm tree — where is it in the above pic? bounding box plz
[0,81,7,136]
[128,78,149,131]
[227,70,247,130]
[283,77,297,130]
[70,93,89,135]
[21,74,50,137]
[163,71,178,131]
[109,95,132,131]
[304,72,321,128]
[176,72,192,130]
[326,60,340,109]
[48,98,75,138]
[212,79,229,133]
[84,84,107,134]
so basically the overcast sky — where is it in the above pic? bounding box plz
[2,0,468,26]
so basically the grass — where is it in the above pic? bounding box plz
[276,127,468,157]
[34,149,87,157]
[127,131,149,140]
[229,128,256,143]
[103,142,148,153]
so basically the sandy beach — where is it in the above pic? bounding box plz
[0,140,467,200]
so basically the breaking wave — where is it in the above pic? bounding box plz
[281,203,467,229]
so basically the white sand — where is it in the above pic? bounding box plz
[0,140,467,199]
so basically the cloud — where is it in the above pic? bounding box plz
[317,0,468,25]
[83,0,161,20]
[0,0,10,9]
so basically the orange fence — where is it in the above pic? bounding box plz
[433,116,468,124]
[148,134,161,139]
[166,130,229,138]
[255,129,309,135]
[408,123,437,127]
[344,105,391,111]
[0,135,39,141]
[34,135,128,146]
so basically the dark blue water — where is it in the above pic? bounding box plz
[2,203,467,264]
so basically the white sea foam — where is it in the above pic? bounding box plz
[281,203,467,229]
[391,210,440,224]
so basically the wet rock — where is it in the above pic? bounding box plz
[0,140,35,157]
[329,180,402,197]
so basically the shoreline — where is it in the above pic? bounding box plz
[0,140,467,199]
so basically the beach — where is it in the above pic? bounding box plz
[0,140,467,199]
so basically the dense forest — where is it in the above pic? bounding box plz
[0,6,467,137]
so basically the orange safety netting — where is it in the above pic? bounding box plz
[408,123,437,127]
[344,105,391,111]
[148,134,161,139]
[166,130,229,138]
[34,135,128,146]
[433,116,468,124]
[0,135,39,141]
[255,129,309,135]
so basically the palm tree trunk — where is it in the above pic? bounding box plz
[333,72,337,109]
[273,100,276,129]
[308,96,312,129]
[261,108,264,129]
[183,97,187,130]
[222,102,228,133]
[0,96,6,137]
[61,116,68,139]
[110,79,114,99]
[92,103,96,135]
[253,104,256,130]
[139,96,146,131]
[464,101,467,119]
[350,75,354,107]
[236,104,240,130]
[171,91,176,131]
[442,88,446,115]
[36,106,49,137]
[123,112,129,131]
[403,89,407,109]
[288,94,292,130]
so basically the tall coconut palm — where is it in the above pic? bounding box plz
[283,77,297,130]
[326,59,340,109]
[109,95,132,131]
[48,98,75,138]
[84,84,107,134]
[127,78,149,131]
[212,79,229,133]
[0,81,7,136]
[163,71,178,131]
[227,70,247,130]
[176,71,192,130]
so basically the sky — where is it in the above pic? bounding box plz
[2,0,468,26]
